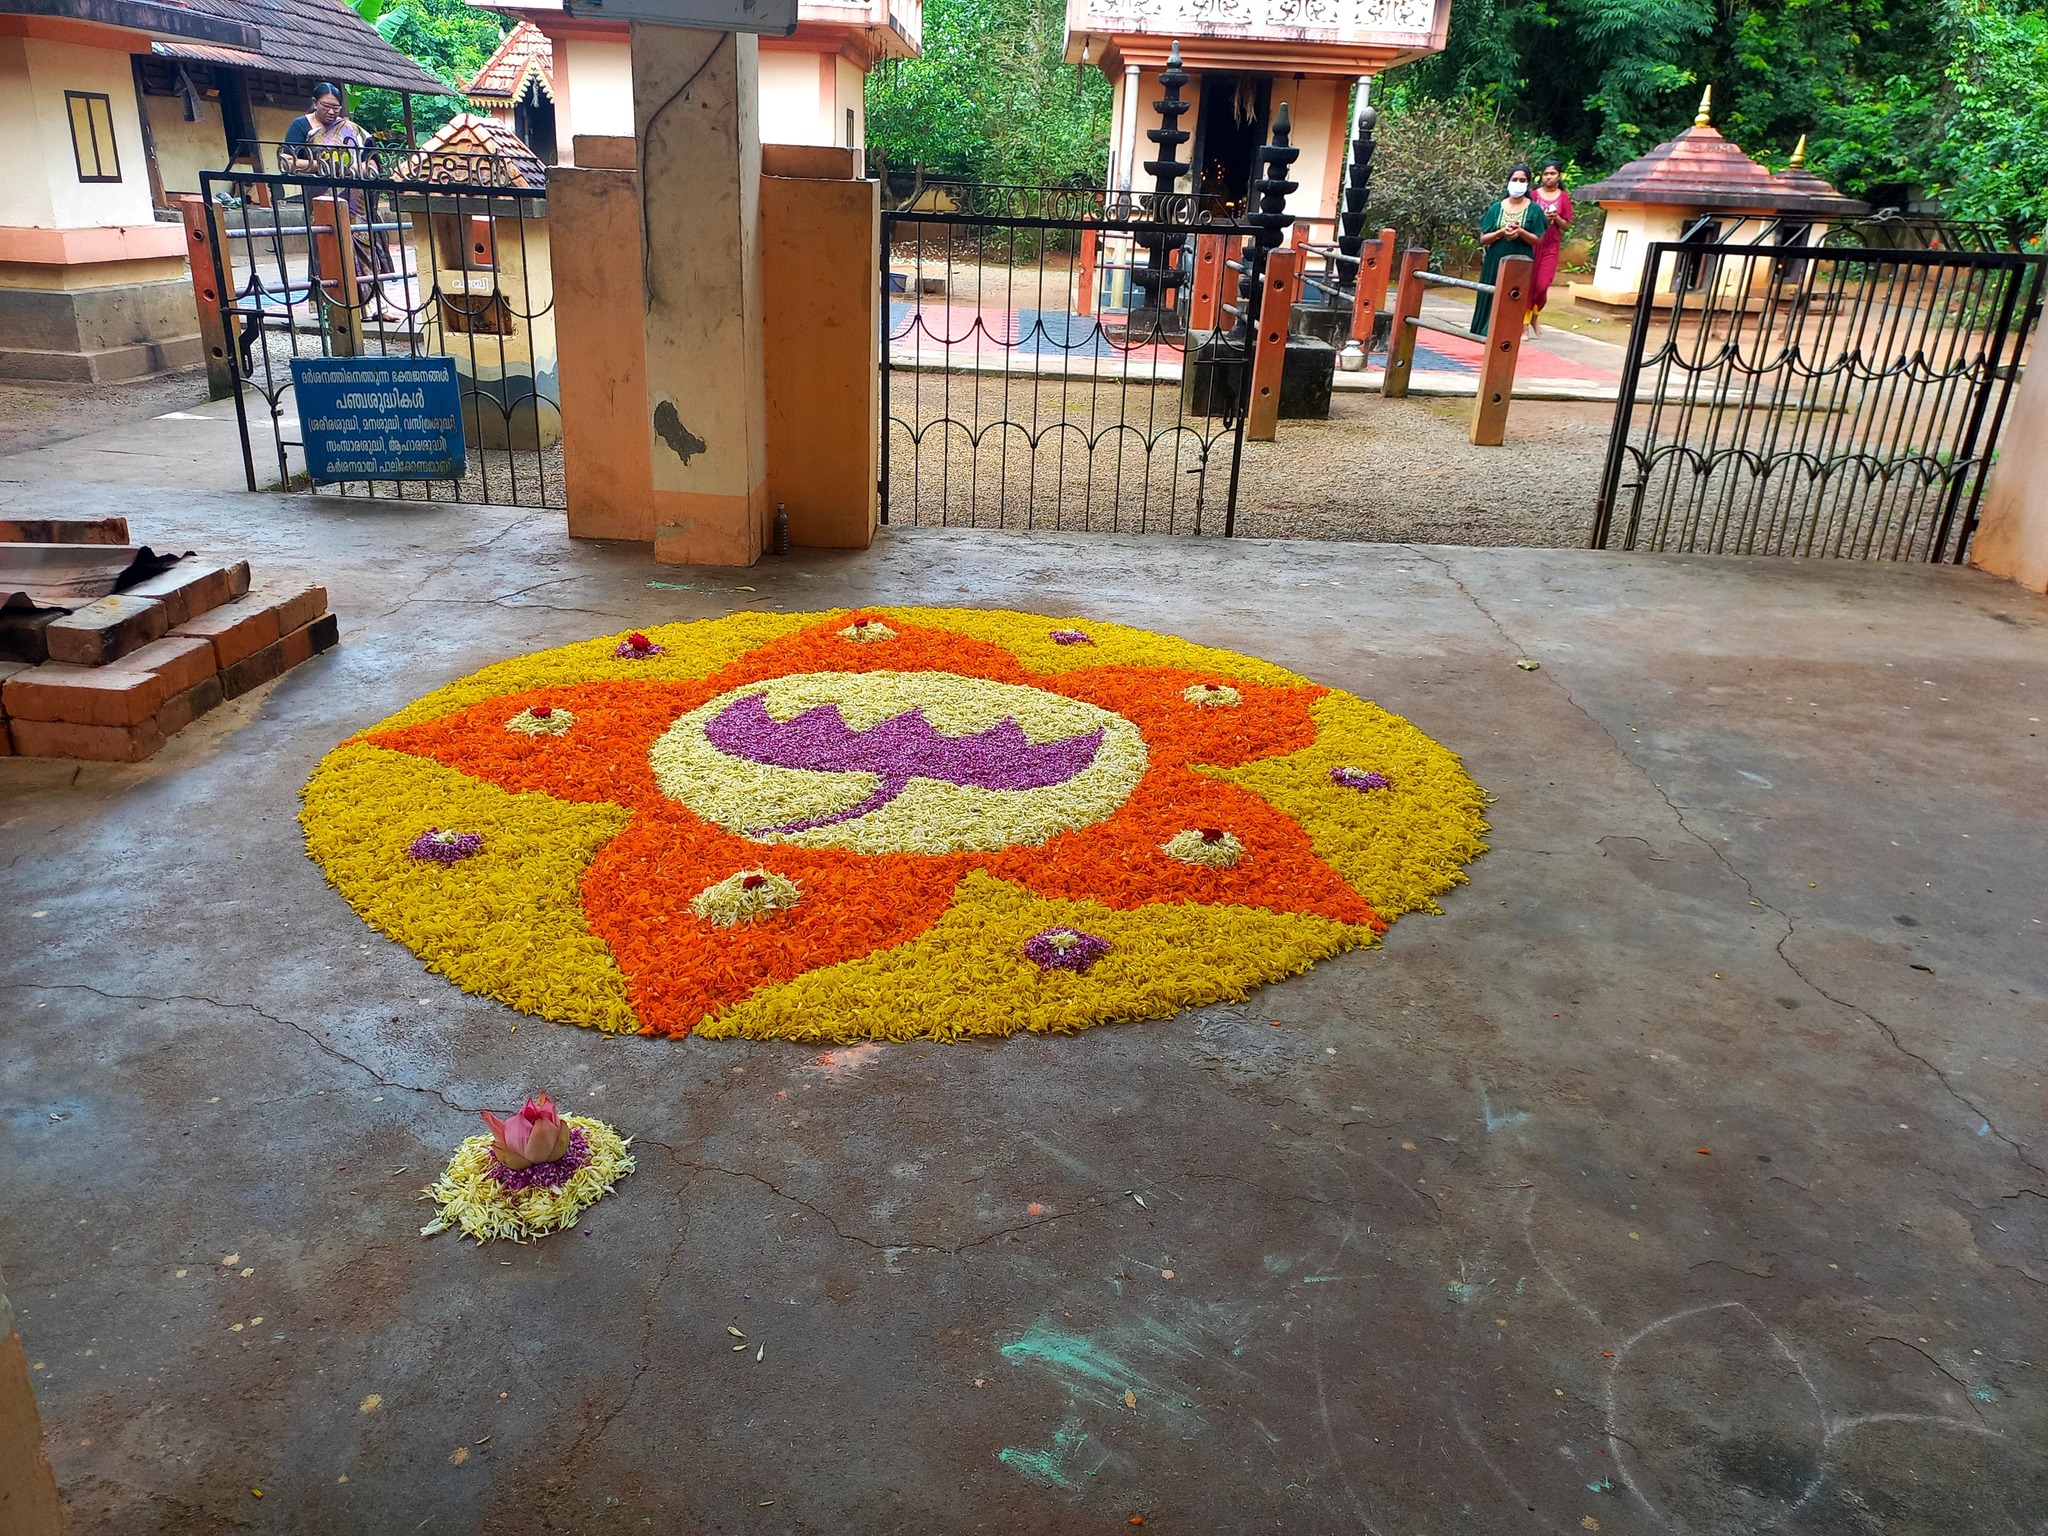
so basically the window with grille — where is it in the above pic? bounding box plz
[66,91,121,183]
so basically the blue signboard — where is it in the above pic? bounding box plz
[292,356,466,482]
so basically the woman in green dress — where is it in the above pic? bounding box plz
[1470,166,1548,335]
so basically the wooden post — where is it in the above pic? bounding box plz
[1347,226,1389,343]
[1188,233,1224,331]
[1365,227,1395,321]
[1247,247,1297,442]
[1381,246,1429,398]
[1472,252,1532,445]
[310,195,363,357]
[177,195,234,400]
[1076,223,1098,318]
[1288,222,1310,306]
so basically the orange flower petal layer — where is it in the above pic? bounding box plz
[580,812,967,1036]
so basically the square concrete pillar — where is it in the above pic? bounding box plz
[1970,357,2048,592]
[633,25,770,567]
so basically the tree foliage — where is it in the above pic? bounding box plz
[1382,0,2048,239]
[346,0,506,143]
[1364,97,1531,261]
[865,0,1112,185]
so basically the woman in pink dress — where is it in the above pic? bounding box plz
[1528,161,1574,337]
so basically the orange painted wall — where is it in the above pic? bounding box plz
[759,165,879,549]
[549,143,655,543]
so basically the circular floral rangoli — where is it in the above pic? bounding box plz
[300,608,1488,1042]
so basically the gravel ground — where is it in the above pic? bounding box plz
[888,372,1618,546]
[0,368,211,458]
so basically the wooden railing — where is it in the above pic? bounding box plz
[1382,246,1532,446]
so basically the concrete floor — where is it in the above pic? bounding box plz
[4,413,2048,1533]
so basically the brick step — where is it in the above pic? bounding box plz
[121,560,250,629]
[3,599,338,762]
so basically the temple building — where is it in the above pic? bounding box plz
[1570,90,1868,313]
[1062,0,1448,222]
[0,0,438,381]
[462,0,921,162]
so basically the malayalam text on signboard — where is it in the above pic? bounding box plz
[293,356,466,482]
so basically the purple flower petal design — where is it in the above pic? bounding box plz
[1330,767,1393,792]
[1050,629,1095,646]
[1024,927,1111,973]
[406,828,485,864]
[484,1126,592,1192]
[705,693,1105,835]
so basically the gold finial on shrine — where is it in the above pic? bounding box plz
[1694,86,1713,128]
[1790,133,1808,168]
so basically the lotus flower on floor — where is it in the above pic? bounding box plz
[482,1094,572,1169]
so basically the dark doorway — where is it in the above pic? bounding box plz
[1191,73,1269,215]
[514,85,557,165]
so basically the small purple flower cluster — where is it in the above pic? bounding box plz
[1330,767,1392,792]
[484,1126,593,1192]
[1050,629,1095,646]
[1023,926,1111,973]
[406,828,485,864]
[615,631,666,660]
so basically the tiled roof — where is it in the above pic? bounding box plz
[415,111,547,186]
[1578,123,1867,218]
[466,19,551,103]
[173,0,449,93]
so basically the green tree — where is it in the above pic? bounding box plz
[1364,92,1533,261]
[346,0,506,143]
[1381,0,2048,238]
[865,0,1111,185]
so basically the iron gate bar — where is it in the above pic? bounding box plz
[1590,237,2043,562]
[201,155,562,511]
[882,189,1260,536]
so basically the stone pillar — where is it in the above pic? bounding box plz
[0,1276,63,1535]
[633,24,769,567]
[1118,65,1142,194]
[1969,359,2048,591]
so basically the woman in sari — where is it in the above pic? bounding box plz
[1470,165,1546,336]
[280,84,368,176]
[279,85,392,308]
[1528,160,1574,336]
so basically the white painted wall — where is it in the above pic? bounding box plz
[554,35,863,152]
[758,48,820,145]
[565,36,633,137]
[0,40,55,226]
[1,36,156,229]
[834,54,863,148]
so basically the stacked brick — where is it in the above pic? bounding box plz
[1,517,337,762]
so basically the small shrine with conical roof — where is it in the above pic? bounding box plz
[1570,89,1868,313]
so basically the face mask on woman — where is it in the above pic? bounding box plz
[1507,178,1529,197]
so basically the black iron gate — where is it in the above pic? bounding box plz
[882,187,1260,535]
[201,144,562,509]
[881,45,1305,536]
[1590,230,2044,561]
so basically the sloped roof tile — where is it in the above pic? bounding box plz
[466,19,551,102]
[1578,124,1867,218]
[174,0,449,94]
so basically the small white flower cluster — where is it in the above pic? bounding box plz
[1182,683,1242,708]
[838,618,897,643]
[1160,828,1244,868]
[689,868,802,927]
[505,706,575,737]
